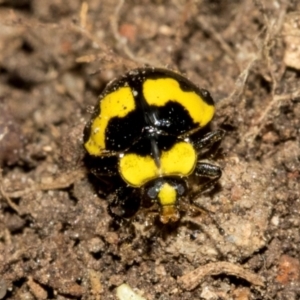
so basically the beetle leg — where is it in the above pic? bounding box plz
[192,129,225,153]
[107,190,125,225]
[107,186,141,224]
[107,190,138,242]
[193,162,222,194]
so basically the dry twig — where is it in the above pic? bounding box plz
[1,168,86,200]
[178,261,265,291]
[245,0,288,141]
[0,168,21,215]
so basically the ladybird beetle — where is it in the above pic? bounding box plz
[84,67,224,224]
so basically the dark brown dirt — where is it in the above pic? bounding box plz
[0,1,300,299]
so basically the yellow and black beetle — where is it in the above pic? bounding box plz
[84,67,224,224]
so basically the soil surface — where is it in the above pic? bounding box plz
[0,1,300,299]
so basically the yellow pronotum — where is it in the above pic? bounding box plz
[119,141,197,187]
